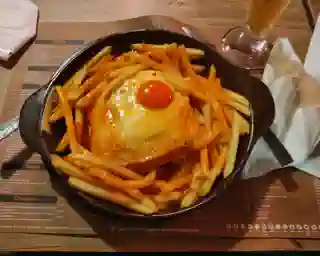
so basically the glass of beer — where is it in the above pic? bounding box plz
[221,0,291,70]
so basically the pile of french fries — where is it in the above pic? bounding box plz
[43,42,251,215]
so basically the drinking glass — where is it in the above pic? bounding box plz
[221,0,291,70]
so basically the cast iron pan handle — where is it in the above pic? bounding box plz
[19,86,48,155]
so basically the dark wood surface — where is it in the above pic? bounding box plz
[0,0,319,251]
[307,0,320,23]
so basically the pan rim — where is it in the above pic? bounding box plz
[36,29,267,218]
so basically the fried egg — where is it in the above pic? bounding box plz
[93,70,210,165]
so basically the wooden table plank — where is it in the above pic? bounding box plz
[104,234,300,252]
[32,0,309,28]
[31,0,312,61]
[0,234,114,252]
[307,0,320,21]
[295,240,320,251]
[0,233,298,252]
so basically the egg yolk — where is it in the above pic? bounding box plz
[136,80,173,109]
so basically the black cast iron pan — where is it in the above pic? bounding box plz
[16,29,275,218]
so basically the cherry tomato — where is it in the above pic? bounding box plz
[136,80,173,109]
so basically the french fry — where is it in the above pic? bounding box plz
[56,132,69,152]
[69,152,144,180]
[88,55,114,73]
[191,129,216,150]
[181,191,198,208]
[63,163,156,207]
[68,177,157,214]
[68,52,127,103]
[167,44,180,69]
[55,87,88,154]
[169,158,194,180]
[223,106,234,127]
[87,46,112,68]
[223,89,250,117]
[199,179,215,197]
[67,71,105,102]
[140,45,173,66]
[157,202,168,210]
[49,46,112,122]
[64,158,156,208]
[51,154,92,182]
[155,174,192,193]
[108,64,140,79]
[56,86,81,153]
[194,109,205,124]
[71,46,111,88]
[181,164,201,208]
[190,166,204,190]
[90,54,137,74]
[86,168,157,207]
[212,102,230,131]
[224,89,250,108]
[208,142,219,168]
[49,107,63,123]
[178,45,197,78]
[200,148,210,177]
[226,99,250,116]
[88,167,156,189]
[123,189,157,210]
[219,131,231,144]
[154,191,182,204]
[202,103,212,130]
[69,67,89,89]
[136,53,173,72]
[235,111,250,135]
[190,77,228,110]
[211,121,222,142]
[224,110,242,178]
[206,78,231,105]
[141,197,158,212]
[75,109,84,144]
[131,43,205,58]
[208,64,216,81]
[163,70,210,102]
[89,94,110,155]
[75,80,108,109]
[199,146,227,197]
[76,64,144,109]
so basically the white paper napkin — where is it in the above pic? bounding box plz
[0,0,38,61]
[243,20,320,179]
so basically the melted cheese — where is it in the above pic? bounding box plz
[92,69,210,165]
[108,70,188,148]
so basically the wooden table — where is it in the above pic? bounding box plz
[307,0,320,25]
[0,0,319,251]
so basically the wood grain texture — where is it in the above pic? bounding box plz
[0,233,298,252]
[0,234,114,251]
[107,235,299,252]
[31,0,309,28]
[0,44,34,167]
[307,0,320,20]
[29,0,312,64]
[296,239,320,251]
[0,0,317,252]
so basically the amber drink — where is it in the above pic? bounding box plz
[246,0,291,38]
